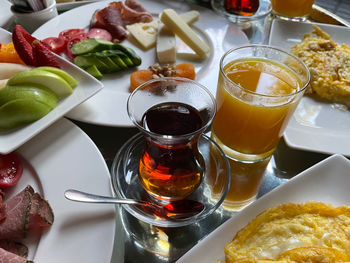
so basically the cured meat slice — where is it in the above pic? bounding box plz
[0,195,5,223]
[0,186,54,240]
[0,248,31,263]
[0,241,28,258]
[125,0,147,12]
[0,186,33,240]
[91,5,127,43]
[110,1,153,24]
[28,193,54,229]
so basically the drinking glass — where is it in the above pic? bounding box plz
[211,45,310,210]
[271,0,315,21]
[127,77,216,202]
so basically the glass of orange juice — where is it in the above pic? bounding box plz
[211,45,310,210]
[271,0,315,21]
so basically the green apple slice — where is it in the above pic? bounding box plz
[0,99,52,130]
[7,70,73,98]
[32,66,78,88]
[0,84,58,109]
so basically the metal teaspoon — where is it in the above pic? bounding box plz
[64,189,204,220]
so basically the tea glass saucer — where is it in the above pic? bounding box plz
[111,133,231,227]
[211,0,271,24]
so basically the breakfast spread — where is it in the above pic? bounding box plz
[224,202,350,262]
[292,25,350,108]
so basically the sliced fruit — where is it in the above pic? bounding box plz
[0,42,25,64]
[42,37,67,54]
[0,79,8,90]
[0,152,23,188]
[12,25,37,66]
[173,63,196,80]
[130,69,153,92]
[0,84,58,109]
[32,66,78,88]
[0,62,33,79]
[32,40,61,68]
[58,28,87,42]
[7,70,73,98]
[0,99,52,130]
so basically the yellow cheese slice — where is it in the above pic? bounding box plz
[127,11,200,50]
[160,9,210,58]
[157,11,199,63]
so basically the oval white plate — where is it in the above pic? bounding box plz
[0,28,103,154]
[11,118,115,263]
[269,19,350,156]
[33,0,249,127]
[177,154,350,262]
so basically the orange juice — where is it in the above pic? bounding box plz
[211,46,309,211]
[212,58,302,159]
[271,0,314,18]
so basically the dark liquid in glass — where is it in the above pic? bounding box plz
[225,0,259,16]
[139,102,204,200]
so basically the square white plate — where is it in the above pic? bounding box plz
[0,27,103,154]
[177,154,350,262]
[269,19,350,156]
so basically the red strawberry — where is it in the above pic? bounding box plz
[12,25,37,66]
[32,40,61,68]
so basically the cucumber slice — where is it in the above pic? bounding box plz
[100,57,121,72]
[85,65,103,80]
[112,43,142,66]
[74,56,109,74]
[71,38,114,55]
[111,55,128,69]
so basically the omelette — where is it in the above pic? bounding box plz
[291,25,350,108]
[225,202,350,262]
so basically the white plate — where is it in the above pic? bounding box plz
[0,0,13,30]
[177,154,350,262]
[0,28,103,154]
[269,19,350,156]
[10,118,115,263]
[33,0,249,127]
[56,0,102,11]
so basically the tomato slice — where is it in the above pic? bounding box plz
[87,28,112,42]
[42,37,67,54]
[65,35,88,61]
[58,29,88,42]
[0,153,23,189]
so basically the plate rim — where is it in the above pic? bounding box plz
[0,27,103,154]
[269,19,350,157]
[176,153,350,262]
[17,117,116,262]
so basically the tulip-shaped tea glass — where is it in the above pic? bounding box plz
[127,77,217,202]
